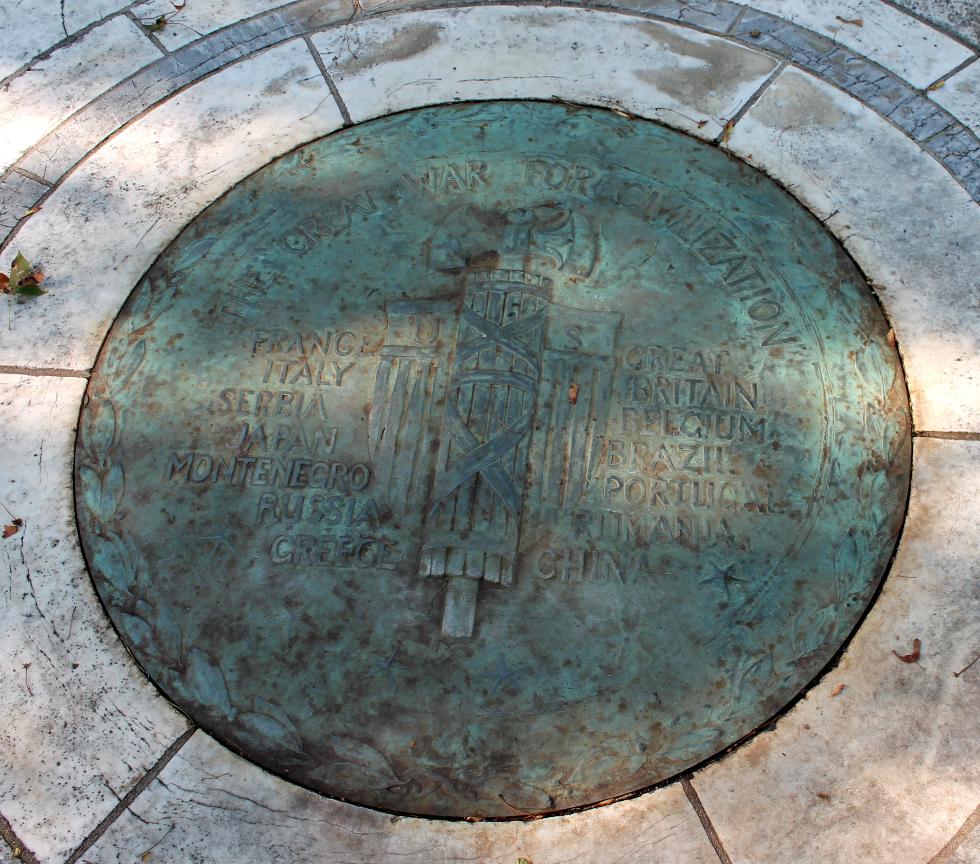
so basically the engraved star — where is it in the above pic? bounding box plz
[488,655,518,695]
[700,562,748,600]
[365,645,400,679]
[198,527,236,557]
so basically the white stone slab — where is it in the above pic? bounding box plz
[62,0,134,33]
[0,373,190,863]
[0,1,69,82]
[312,6,779,138]
[931,58,980,134]
[82,729,719,863]
[692,437,980,864]
[948,813,980,864]
[130,0,303,50]
[725,65,980,432]
[0,38,344,372]
[0,16,161,174]
[740,0,974,88]
[0,2,136,82]
[895,0,980,48]
[0,171,47,235]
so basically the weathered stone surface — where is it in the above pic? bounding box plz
[893,0,980,48]
[691,437,980,864]
[921,122,980,199]
[0,374,189,863]
[17,0,352,184]
[0,1,136,81]
[131,0,296,50]
[0,39,344,371]
[743,0,973,87]
[729,4,980,177]
[931,58,980,133]
[727,66,980,431]
[947,812,980,864]
[81,730,720,864]
[0,171,46,244]
[596,0,743,31]
[313,6,779,138]
[0,16,161,173]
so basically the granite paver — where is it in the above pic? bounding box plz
[692,437,980,864]
[0,15,161,174]
[0,374,190,862]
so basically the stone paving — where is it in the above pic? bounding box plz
[0,1,977,862]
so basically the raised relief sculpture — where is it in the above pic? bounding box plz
[370,205,621,637]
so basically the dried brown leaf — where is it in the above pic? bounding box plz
[3,524,19,539]
[831,683,846,697]
[568,382,579,405]
[893,638,921,663]
[928,80,945,91]
[836,15,864,26]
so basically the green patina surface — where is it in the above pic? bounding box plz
[75,101,910,818]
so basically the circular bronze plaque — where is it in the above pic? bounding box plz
[76,102,910,818]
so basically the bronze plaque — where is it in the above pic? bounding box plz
[75,102,911,818]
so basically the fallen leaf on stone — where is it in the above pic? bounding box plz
[928,80,945,91]
[749,29,761,37]
[21,206,41,218]
[831,683,846,697]
[893,638,921,663]
[835,15,863,26]
[144,15,168,32]
[10,252,30,285]
[720,120,736,145]
[3,524,19,539]
[3,252,46,296]
[568,382,579,405]
[697,119,708,128]
[816,791,831,801]
[518,858,533,864]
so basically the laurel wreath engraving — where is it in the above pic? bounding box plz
[790,337,908,661]
[75,268,452,793]
[669,336,909,756]
[77,270,315,769]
